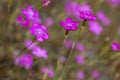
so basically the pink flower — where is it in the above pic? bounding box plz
[43,0,51,7]
[32,46,48,58]
[75,55,85,64]
[88,21,103,35]
[30,23,49,42]
[64,39,73,49]
[41,67,54,78]
[24,39,37,50]
[16,16,30,27]
[92,70,100,79]
[45,17,54,27]
[60,56,66,63]
[111,41,120,51]
[75,43,85,52]
[79,10,96,21]
[21,5,41,23]
[60,18,79,31]
[14,53,33,70]
[97,10,110,26]
[77,70,85,80]
[106,0,120,7]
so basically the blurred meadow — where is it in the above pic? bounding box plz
[0,0,120,80]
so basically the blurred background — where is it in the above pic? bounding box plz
[0,0,120,80]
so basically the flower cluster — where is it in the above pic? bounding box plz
[14,39,48,70]
[16,5,49,42]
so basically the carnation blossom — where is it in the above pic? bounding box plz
[24,39,37,50]
[30,23,49,42]
[88,21,103,35]
[32,46,48,58]
[111,41,120,51]
[92,70,100,79]
[77,70,85,79]
[75,43,85,52]
[21,5,41,23]
[14,53,33,70]
[41,67,54,78]
[60,17,79,31]
[97,10,110,26]
[75,55,85,64]
[16,16,30,27]
[79,10,96,21]
[43,0,51,7]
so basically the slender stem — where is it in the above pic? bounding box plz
[53,30,69,80]
[42,72,48,80]
[58,20,86,80]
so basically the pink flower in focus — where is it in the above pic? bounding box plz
[21,5,41,23]
[14,53,33,70]
[30,23,49,42]
[92,70,100,79]
[32,46,48,58]
[16,16,30,27]
[41,67,54,78]
[60,17,79,31]
[77,70,85,80]
[75,55,85,64]
[88,21,103,35]
[111,41,120,51]
[24,39,37,50]
[97,10,110,26]
[75,43,85,52]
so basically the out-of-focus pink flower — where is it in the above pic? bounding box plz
[43,0,51,7]
[60,56,66,63]
[41,67,54,78]
[14,53,33,70]
[30,23,49,42]
[16,16,30,27]
[75,55,85,64]
[92,70,100,79]
[64,39,73,49]
[106,0,120,7]
[60,17,79,31]
[79,11,96,21]
[77,70,85,80]
[111,41,120,51]
[75,43,85,52]
[32,46,48,58]
[45,17,54,27]
[97,10,110,26]
[88,21,103,35]
[21,5,41,23]
[24,39,37,50]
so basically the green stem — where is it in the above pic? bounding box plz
[58,20,86,80]
[53,30,69,80]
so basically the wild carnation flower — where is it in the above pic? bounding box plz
[30,23,49,42]
[92,70,100,79]
[77,70,85,79]
[64,39,73,49]
[24,39,37,50]
[41,67,54,78]
[79,10,96,21]
[16,16,30,27]
[32,46,48,58]
[14,53,33,70]
[97,10,110,26]
[75,43,85,52]
[75,55,85,64]
[111,41,120,51]
[21,5,41,23]
[88,21,103,35]
[60,18,79,31]
[43,0,51,7]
